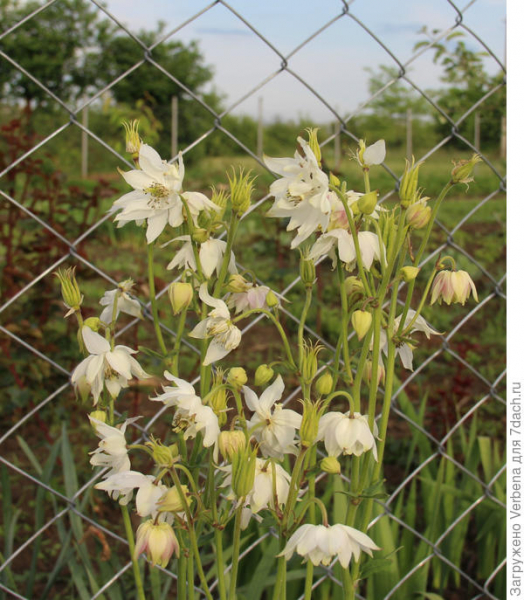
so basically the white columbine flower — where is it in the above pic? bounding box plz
[228,284,274,314]
[112,144,219,244]
[357,139,386,168]
[278,523,379,567]
[166,236,238,279]
[308,229,385,270]
[189,283,241,365]
[430,270,478,306]
[99,279,142,325]
[151,372,220,458]
[264,137,331,248]
[318,412,378,460]
[244,376,302,459]
[89,416,140,476]
[72,327,150,404]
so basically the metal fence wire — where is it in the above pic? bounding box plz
[0,1,506,599]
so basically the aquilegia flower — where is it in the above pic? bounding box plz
[166,236,238,279]
[430,269,478,306]
[135,520,179,568]
[112,144,219,244]
[308,229,385,270]
[72,327,150,404]
[89,416,140,476]
[244,376,302,459]
[99,279,142,325]
[189,283,242,365]
[317,412,378,460]
[278,523,379,567]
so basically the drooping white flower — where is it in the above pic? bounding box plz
[228,284,275,314]
[308,229,385,270]
[166,236,238,279]
[244,376,302,459]
[264,137,331,248]
[72,327,150,404]
[189,283,241,365]
[88,416,140,476]
[112,144,219,244]
[317,412,378,460]
[151,372,220,457]
[135,520,179,568]
[99,279,142,325]
[278,523,379,567]
[430,270,478,306]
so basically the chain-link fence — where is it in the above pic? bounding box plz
[0,1,506,598]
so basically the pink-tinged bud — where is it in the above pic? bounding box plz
[406,201,431,229]
[364,360,385,385]
[431,270,478,306]
[351,310,372,341]
[134,520,179,568]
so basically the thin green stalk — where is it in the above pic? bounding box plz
[150,564,161,600]
[121,505,146,600]
[336,258,353,382]
[147,243,168,356]
[207,456,227,600]
[170,306,188,377]
[272,552,288,600]
[229,502,245,600]
[178,542,187,600]
[399,266,438,336]
[214,214,239,297]
[298,286,313,372]
[187,545,195,600]
[180,196,204,281]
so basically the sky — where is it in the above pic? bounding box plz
[103,0,506,123]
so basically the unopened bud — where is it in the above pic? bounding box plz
[192,228,209,244]
[364,360,385,385]
[300,250,316,287]
[306,127,322,166]
[228,169,255,216]
[55,267,83,314]
[84,317,101,332]
[89,410,106,427]
[168,282,193,315]
[351,310,372,341]
[320,456,341,474]
[135,520,179,567]
[218,430,246,461]
[329,172,340,187]
[157,485,191,513]
[302,341,322,385]
[451,154,482,186]
[227,367,247,390]
[315,371,333,396]
[123,120,141,156]
[406,201,431,229]
[255,364,274,386]
[227,274,250,293]
[400,266,420,282]
[208,369,228,426]
[299,399,323,447]
[265,290,279,308]
[146,437,178,468]
[231,445,257,498]
[399,158,420,207]
[344,276,364,297]
[357,190,378,215]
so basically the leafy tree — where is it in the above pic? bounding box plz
[415,28,506,149]
[0,0,115,109]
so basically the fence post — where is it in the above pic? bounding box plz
[406,108,412,159]
[474,112,481,152]
[81,105,88,179]
[257,96,264,157]
[171,96,178,158]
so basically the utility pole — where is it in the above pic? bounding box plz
[406,108,412,159]
[257,96,263,157]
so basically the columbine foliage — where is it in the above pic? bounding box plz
[57,124,481,600]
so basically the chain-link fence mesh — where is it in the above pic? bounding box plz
[0,1,506,598]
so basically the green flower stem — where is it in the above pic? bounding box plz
[397,181,454,333]
[342,567,355,600]
[206,456,227,600]
[187,545,195,600]
[324,390,355,415]
[171,306,188,377]
[272,551,288,600]
[351,325,374,415]
[180,196,204,281]
[330,330,344,390]
[366,306,383,429]
[282,447,308,529]
[147,243,168,356]
[214,214,239,298]
[109,291,120,350]
[233,309,297,371]
[363,169,371,194]
[121,504,146,600]
[298,285,313,374]
[178,539,187,600]
[150,563,161,600]
[336,258,353,383]
[229,501,245,600]
[399,266,438,337]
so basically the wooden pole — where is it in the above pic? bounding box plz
[81,105,88,178]
[171,96,178,158]
[474,112,481,152]
[406,108,412,160]
[333,122,340,167]
[257,96,263,157]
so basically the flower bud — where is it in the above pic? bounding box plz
[255,364,274,386]
[320,456,341,474]
[399,158,420,207]
[351,310,372,341]
[451,154,482,186]
[218,430,246,461]
[315,371,333,396]
[299,251,316,287]
[227,367,248,390]
[192,228,209,244]
[406,201,431,229]
[231,445,257,499]
[227,274,250,293]
[168,282,193,315]
[299,398,323,447]
[208,386,228,427]
[364,360,385,385]
[146,437,177,468]
[209,186,228,220]
[265,290,279,308]
[123,119,141,157]
[228,169,255,216]
[89,410,106,427]
[55,267,83,315]
[344,276,364,297]
[329,172,340,187]
[157,485,192,513]
[357,190,378,215]
[84,317,101,332]
[134,520,179,567]
[306,127,322,166]
[400,266,420,282]
[302,341,322,385]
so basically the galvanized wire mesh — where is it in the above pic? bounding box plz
[0,0,506,598]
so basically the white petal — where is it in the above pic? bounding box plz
[83,327,110,355]
[363,140,386,166]
[203,338,231,365]
[106,349,133,379]
[146,212,169,244]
